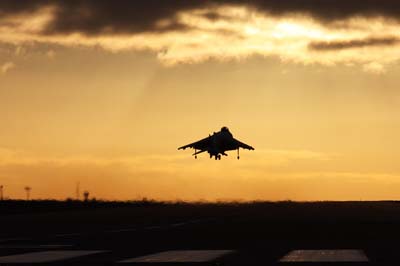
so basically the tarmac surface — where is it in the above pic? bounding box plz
[0,201,400,265]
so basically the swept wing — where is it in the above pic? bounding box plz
[178,136,210,151]
[234,138,254,150]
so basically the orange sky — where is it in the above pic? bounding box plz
[1,2,400,201]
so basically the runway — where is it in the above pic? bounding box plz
[0,238,374,265]
[0,201,399,265]
[0,247,372,265]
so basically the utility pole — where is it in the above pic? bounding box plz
[24,186,31,201]
[76,182,80,200]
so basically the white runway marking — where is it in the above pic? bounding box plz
[170,222,186,227]
[144,226,162,230]
[0,238,29,243]
[188,219,203,223]
[39,244,73,248]
[106,228,137,233]
[119,250,234,263]
[105,219,216,234]
[0,250,107,263]
[280,249,369,262]
[54,233,81,237]
[0,244,73,249]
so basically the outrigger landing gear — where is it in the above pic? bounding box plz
[237,148,240,160]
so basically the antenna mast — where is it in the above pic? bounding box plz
[76,182,80,200]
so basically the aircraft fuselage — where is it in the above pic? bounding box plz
[179,127,254,160]
[206,129,238,159]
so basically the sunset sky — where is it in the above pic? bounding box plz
[1,1,400,201]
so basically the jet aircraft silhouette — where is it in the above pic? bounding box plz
[178,127,254,160]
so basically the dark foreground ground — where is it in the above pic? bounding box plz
[1,200,400,265]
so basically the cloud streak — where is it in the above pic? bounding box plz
[309,36,400,50]
[1,61,15,74]
[1,147,400,201]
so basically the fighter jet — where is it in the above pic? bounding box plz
[178,127,254,160]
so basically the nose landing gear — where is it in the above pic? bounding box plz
[237,148,240,160]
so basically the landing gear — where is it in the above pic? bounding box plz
[218,154,221,160]
[195,149,197,159]
[237,148,240,160]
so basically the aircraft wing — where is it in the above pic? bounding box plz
[178,136,210,151]
[234,138,255,150]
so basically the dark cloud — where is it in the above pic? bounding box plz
[309,37,400,51]
[0,0,46,14]
[0,0,212,35]
[1,0,400,35]
[45,0,210,35]
[238,0,400,22]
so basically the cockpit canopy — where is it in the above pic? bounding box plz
[221,126,229,132]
